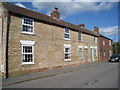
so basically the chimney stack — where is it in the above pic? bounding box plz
[94,26,99,33]
[50,7,60,19]
[78,23,85,28]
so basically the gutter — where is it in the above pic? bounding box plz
[5,12,10,79]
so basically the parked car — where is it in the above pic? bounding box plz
[108,54,120,62]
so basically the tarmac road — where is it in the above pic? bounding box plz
[3,62,118,88]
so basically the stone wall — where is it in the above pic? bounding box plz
[5,14,99,77]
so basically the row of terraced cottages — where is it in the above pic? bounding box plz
[0,2,113,78]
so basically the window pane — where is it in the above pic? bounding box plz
[24,18,33,25]
[23,25,33,32]
[79,51,82,59]
[78,35,81,41]
[65,54,70,59]
[65,28,70,33]
[78,32,81,35]
[23,46,32,53]
[22,54,33,62]
[28,46,32,53]
[65,34,70,39]
[65,48,70,52]
[28,54,33,62]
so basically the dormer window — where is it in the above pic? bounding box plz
[22,17,34,34]
[64,28,70,40]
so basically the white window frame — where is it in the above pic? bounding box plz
[20,40,35,65]
[22,17,34,34]
[78,46,83,59]
[103,41,105,45]
[94,37,97,44]
[109,40,111,45]
[109,51,112,57]
[94,47,97,58]
[78,31,82,42]
[64,28,70,40]
[104,50,106,57]
[64,44,71,61]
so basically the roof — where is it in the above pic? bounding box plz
[2,2,99,36]
[100,34,113,41]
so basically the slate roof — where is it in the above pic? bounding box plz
[2,2,100,37]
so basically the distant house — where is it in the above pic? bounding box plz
[0,2,112,78]
[99,35,113,61]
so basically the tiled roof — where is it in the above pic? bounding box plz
[2,2,99,36]
[100,34,113,41]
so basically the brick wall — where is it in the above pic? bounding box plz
[99,36,113,61]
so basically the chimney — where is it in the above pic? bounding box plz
[94,26,99,33]
[78,24,85,28]
[50,7,60,19]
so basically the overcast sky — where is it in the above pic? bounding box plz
[10,1,118,42]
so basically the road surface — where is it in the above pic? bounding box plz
[3,62,118,88]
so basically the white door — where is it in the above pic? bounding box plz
[90,48,94,61]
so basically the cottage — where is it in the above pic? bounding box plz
[94,26,113,61]
[0,2,112,78]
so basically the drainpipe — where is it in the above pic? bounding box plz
[5,12,10,79]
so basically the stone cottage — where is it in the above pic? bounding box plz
[0,2,112,78]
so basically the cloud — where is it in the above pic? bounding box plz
[31,1,116,18]
[15,2,26,8]
[99,26,118,36]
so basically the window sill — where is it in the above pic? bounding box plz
[64,38,70,41]
[21,62,35,65]
[64,59,71,61]
[21,32,35,35]
[78,41,83,43]
[79,58,83,60]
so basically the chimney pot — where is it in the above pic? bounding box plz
[50,7,60,19]
[94,26,99,33]
[78,23,85,28]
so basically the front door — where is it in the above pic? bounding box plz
[90,48,94,61]
[84,48,88,61]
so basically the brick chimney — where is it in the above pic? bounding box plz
[78,24,85,28]
[94,26,99,33]
[50,7,60,19]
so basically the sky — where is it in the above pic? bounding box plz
[9,1,119,42]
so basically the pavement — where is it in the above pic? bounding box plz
[2,61,102,87]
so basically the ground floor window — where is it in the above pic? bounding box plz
[109,51,112,57]
[94,48,97,58]
[64,44,71,61]
[20,40,35,65]
[78,46,83,59]
[104,50,106,57]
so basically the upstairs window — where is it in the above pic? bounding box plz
[78,32,82,42]
[22,17,34,34]
[94,48,97,57]
[109,40,111,45]
[64,28,70,40]
[103,41,105,45]
[94,37,97,44]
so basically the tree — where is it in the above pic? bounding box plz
[113,42,120,54]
